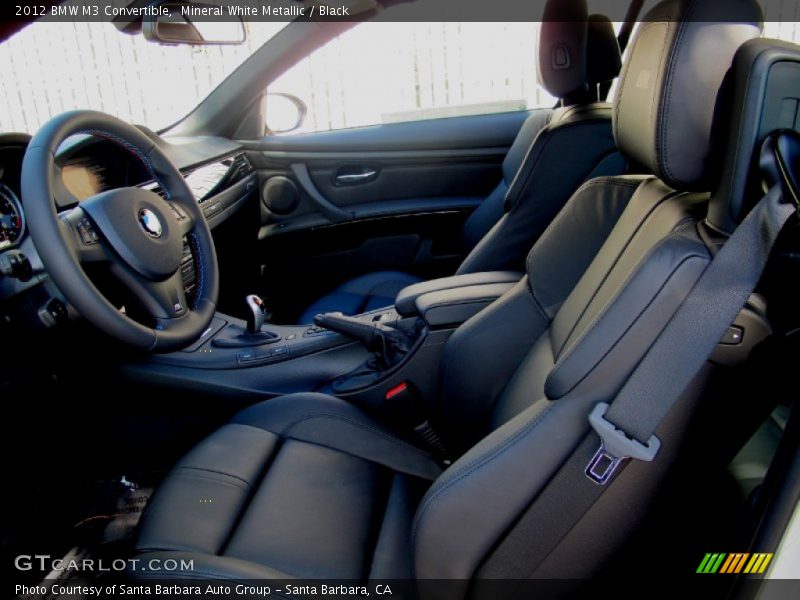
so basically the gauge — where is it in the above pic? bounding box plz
[0,183,25,250]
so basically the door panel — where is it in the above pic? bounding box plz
[246,110,539,322]
[255,109,532,152]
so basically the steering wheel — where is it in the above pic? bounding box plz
[21,111,219,352]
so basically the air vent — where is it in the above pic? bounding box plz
[226,153,254,181]
[141,153,255,204]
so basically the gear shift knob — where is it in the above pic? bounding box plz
[212,294,279,348]
[245,294,267,334]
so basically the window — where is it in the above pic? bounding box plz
[0,21,288,133]
[268,22,555,135]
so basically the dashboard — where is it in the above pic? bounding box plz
[0,182,24,250]
[61,157,112,200]
[0,139,27,251]
[0,129,256,331]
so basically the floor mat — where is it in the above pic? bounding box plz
[13,477,156,600]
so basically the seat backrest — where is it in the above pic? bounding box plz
[708,38,800,233]
[414,0,763,586]
[457,2,626,274]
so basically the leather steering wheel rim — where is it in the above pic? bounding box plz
[21,110,219,352]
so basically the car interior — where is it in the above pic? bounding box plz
[1,0,800,598]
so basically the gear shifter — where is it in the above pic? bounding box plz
[212,294,280,348]
[246,294,268,334]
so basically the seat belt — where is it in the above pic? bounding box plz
[479,132,799,579]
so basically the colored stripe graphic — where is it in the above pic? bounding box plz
[697,553,773,574]
[697,553,727,573]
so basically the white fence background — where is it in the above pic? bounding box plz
[1,1,800,135]
[0,21,283,132]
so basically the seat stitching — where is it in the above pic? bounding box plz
[168,469,250,492]
[658,1,699,186]
[649,20,675,177]
[217,439,284,556]
[410,404,553,574]
[525,177,643,268]
[552,223,701,372]
[613,23,658,141]
[526,178,644,315]
[186,233,205,309]
[553,184,685,355]
[173,466,252,489]
[547,246,710,397]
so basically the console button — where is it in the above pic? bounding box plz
[237,349,257,363]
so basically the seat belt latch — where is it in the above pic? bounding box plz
[585,403,661,486]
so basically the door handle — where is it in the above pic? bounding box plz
[336,170,376,184]
[334,167,378,186]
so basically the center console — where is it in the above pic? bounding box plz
[134,271,523,407]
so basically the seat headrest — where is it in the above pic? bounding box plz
[708,39,800,232]
[538,0,622,101]
[613,0,763,192]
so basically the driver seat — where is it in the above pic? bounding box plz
[133,0,764,585]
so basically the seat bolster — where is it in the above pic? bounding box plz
[233,393,443,481]
[136,425,280,556]
[129,551,294,580]
[369,474,428,580]
[412,393,598,580]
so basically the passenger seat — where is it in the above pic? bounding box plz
[298,0,626,323]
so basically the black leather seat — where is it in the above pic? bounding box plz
[136,393,440,579]
[135,0,764,587]
[298,2,626,323]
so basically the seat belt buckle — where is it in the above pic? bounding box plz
[585,403,661,486]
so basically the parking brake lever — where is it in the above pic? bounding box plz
[314,312,413,367]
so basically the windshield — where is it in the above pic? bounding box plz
[0,20,287,134]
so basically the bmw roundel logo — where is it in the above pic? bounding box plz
[138,208,163,238]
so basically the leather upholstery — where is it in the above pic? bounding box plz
[298,11,624,322]
[437,176,642,451]
[538,2,622,101]
[612,0,762,191]
[456,104,627,275]
[708,39,800,233]
[136,393,441,579]
[135,0,765,589]
[395,271,522,316]
[586,15,623,90]
[412,281,519,328]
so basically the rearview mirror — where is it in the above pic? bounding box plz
[143,2,246,46]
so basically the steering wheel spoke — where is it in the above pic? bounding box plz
[108,262,188,321]
[167,201,196,237]
[60,206,112,263]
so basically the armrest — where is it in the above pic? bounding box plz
[414,282,517,327]
[395,271,522,316]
